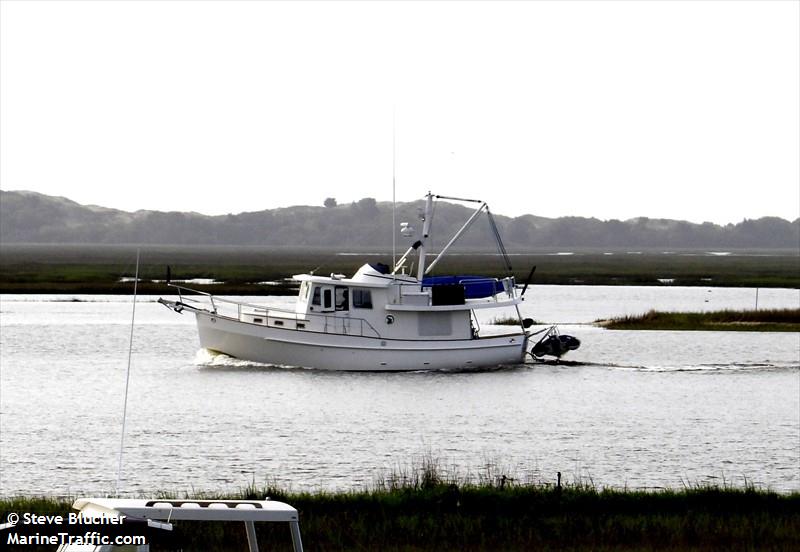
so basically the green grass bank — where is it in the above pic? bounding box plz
[3,482,799,551]
[1,244,798,294]
[598,308,800,331]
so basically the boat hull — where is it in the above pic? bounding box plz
[195,312,527,371]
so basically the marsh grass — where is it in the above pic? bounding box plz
[2,244,798,293]
[599,308,800,331]
[489,315,545,326]
[489,315,520,326]
[3,459,799,551]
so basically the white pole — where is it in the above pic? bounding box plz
[416,193,434,282]
[392,107,397,272]
[116,248,139,495]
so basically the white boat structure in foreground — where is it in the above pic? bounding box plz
[55,497,302,551]
[159,192,579,371]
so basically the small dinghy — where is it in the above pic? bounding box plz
[530,326,581,360]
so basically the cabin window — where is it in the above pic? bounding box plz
[352,288,373,309]
[335,286,349,311]
[323,288,333,310]
[312,286,321,306]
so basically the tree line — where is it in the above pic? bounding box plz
[1,190,798,249]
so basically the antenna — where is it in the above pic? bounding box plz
[392,106,397,272]
[116,248,139,496]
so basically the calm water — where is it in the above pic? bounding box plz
[1,285,798,497]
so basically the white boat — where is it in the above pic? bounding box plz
[159,192,579,371]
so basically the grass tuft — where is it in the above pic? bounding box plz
[597,308,800,331]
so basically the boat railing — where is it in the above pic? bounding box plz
[167,283,382,338]
[394,276,516,305]
[455,276,517,300]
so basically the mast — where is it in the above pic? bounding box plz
[416,192,434,281]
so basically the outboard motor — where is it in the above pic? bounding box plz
[530,326,581,360]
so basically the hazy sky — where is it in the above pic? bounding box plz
[1,0,798,224]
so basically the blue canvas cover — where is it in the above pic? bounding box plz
[422,276,501,299]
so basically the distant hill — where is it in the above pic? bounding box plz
[1,190,798,249]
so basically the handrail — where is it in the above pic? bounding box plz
[165,283,382,338]
[168,283,283,313]
[413,276,517,302]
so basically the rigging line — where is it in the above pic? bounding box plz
[434,194,483,204]
[116,248,139,496]
[109,257,139,293]
[486,209,513,273]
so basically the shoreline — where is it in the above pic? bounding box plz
[3,482,798,551]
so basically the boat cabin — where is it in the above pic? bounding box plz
[238,263,520,342]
